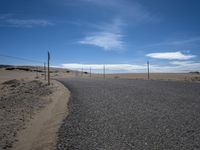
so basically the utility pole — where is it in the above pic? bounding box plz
[147,61,150,80]
[44,62,46,80]
[103,64,105,79]
[48,51,50,85]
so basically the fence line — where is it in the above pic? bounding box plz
[0,53,51,83]
[0,54,43,64]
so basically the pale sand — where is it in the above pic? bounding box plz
[0,68,39,83]
[13,80,70,150]
[92,73,200,81]
[0,69,70,150]
[2,66,199,82]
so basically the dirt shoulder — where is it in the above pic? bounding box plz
[0,79,70,150]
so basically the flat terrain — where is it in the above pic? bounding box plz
[93,73,200,81]
[0,68,36,83]
[1,65,200,82]
[57,78,200,150]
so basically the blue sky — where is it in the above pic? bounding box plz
[0,0,200,73]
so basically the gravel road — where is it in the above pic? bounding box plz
[57,78,200,150]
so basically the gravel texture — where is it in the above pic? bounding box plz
[57,78,200,150]
[0,79,53,149]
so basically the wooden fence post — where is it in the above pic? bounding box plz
[44,62,46,80]
[48,51,50,85]
[90,67,92,77]
[103,64,105,79]
[147,61,150,80]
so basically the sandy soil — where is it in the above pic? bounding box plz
[0,68,41,83]
[92,73,200,81]
[0,68,70,150]
[2,65,199,82]
[13,80,70,150]
[50,69,200,82]
[0,79,54,149]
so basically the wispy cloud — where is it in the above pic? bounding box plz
[147,37,200,48]
[80,0,159,24]
[79,19,125,51]
[170,61,194,66]
[146,51,196,60]
[149,65,200,73]
[0,13,12,19]
[90,18,125,34]
[77,0,159,51]
[79,32,124,50]
[5,19,53,28]
[151,61,200,73]
[170,61,200,69]
[0,14,53,28]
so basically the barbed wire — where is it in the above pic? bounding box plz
[0,54,44,64]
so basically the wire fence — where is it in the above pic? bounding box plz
[0,54,47,83]
[64,62,200,81]
[0,53,200,82]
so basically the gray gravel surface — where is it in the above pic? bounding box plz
[57,78,200,150]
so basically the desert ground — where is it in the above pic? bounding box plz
[0,67,70,150]
[90,72,200,82]
[1,65,199,82]
[0,65,200,150]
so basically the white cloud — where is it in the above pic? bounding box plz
[58,61,200,73]
[78,0,159,51]
[150,37,200,47]
[6,19,53,28]
[151,61,200,73]
[79,32,124,50]
[146,51,196,60]
[79,18,125,51]
[61,63,146,71]
[149,66,199,73]
[170,61,200,69]
[0,14,53,28]
[170,61,194,66]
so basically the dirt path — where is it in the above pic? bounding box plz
[13,80,70,150]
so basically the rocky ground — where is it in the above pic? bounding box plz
[0,79,53,149]
[57,78,200,150]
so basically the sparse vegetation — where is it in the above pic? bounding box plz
[189,71,200,74]
[191,76,200,81]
